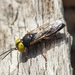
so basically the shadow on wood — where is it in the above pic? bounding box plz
[20,33,66,63]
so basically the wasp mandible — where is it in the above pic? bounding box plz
[0,20,65,60]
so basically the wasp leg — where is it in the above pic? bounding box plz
[30,40,38,45]
[27,31,30,34]
[38,44,47,61]
[21,48,28,62]
[43,36,62,40]
[24,47,29,61]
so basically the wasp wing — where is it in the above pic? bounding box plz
[30,20,65,45]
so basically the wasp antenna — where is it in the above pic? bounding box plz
[0,48,17,56]
[0,50,10,56]
[0,48,17,59]
[2,50,12,60]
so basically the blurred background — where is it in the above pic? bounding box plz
[63,0,75,75]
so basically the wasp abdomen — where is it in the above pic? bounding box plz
[22,33,36,47]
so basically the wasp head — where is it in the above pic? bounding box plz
[15,38,25,52]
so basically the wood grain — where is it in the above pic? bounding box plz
[0,0,73,75]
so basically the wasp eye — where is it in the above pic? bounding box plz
[15,38,21,44]
[21,44,23,46]
[15,38,25,53]
[17,43,25,52]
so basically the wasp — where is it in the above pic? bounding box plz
[0,20,65,60]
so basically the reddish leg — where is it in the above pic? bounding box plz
[37,36,62,60]
[30,40,38,45]
[38,44,47,61]
[43,36,62,40]
[30,36,62,61]
[30,36,62,45]
[22,48,28,62]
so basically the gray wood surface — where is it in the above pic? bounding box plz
[0,0,73,75]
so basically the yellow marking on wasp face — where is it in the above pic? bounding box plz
[15,38,25,52]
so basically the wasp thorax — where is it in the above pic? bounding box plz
[15,38,25,52]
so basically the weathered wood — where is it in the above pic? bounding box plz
[0,0,73,75]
